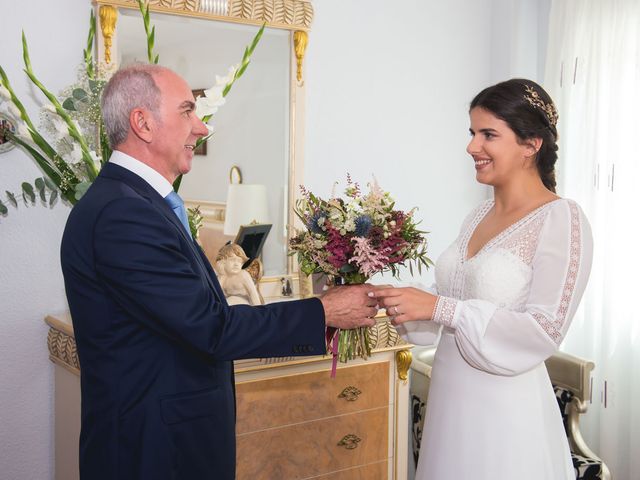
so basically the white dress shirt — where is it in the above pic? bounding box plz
[108,150,173,198]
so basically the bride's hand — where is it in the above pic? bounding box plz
[368,287,437,324]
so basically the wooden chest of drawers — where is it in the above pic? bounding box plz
[234,350,411,480]
[46,313,411,480]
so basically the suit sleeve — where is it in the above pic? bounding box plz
[429,200,593,375]
[93,197,326,360]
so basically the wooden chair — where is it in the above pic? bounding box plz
[409,347,611,479]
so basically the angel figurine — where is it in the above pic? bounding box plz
[214,243,263,306]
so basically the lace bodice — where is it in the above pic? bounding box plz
[437,199,556,310]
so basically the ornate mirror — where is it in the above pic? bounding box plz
[94,0,311,296]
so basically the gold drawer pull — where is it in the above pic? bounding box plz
[337,434,361,450]
[338,386,362,401]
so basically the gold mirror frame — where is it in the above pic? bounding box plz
[93,0,311,290]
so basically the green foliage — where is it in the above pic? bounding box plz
[0,177,60,216]
[137,0,160,64]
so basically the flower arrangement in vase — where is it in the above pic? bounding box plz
[0,0,263,239]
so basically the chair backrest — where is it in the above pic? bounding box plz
[545,351,594,410]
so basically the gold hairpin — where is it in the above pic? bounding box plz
[523,85,558,127]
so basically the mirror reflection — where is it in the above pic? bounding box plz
[116,9,291,276]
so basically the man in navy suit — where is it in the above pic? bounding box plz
[61,64,378,480]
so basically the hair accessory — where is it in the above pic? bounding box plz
[523,85,558,127]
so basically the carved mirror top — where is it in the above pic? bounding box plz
[95,0,313,31]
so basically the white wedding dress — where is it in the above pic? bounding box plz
[398,198,593,480]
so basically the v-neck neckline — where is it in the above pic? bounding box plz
[463,198,562,262]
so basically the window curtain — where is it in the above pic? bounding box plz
[544,0,640,478]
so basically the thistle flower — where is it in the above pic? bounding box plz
[354,215,373,237]
[307,210,326,234]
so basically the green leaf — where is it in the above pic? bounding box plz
[74,181,91,200]
[6,191,18,207]
[49,189,58,206]
[173,175,183,192]
[62,97,76,111]
[35,177,46,202]
[0,200,7,215]
[88,79,100,94]
[43,177,56,191]
[22,182,35,203]
[72,88,89,102]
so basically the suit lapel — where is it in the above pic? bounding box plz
[100,163,225,303]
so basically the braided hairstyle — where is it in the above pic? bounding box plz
[470,78,559,193]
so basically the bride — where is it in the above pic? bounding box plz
[372,79,592,479]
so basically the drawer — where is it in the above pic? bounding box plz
[236,361,389,434]
[310,461,388,479]
[236,407,388,480]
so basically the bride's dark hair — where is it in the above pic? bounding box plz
[470,78,559,193]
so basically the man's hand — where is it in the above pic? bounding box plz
[320,284,379,329]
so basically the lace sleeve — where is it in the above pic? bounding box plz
[431,200,594,375]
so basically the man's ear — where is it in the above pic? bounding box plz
[129,108,153,143]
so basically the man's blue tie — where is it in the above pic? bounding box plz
[164,191,192,237]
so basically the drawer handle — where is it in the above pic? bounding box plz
[338,386,362,401]
[337,434,362,450]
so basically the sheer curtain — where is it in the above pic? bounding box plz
[544,1,640,478]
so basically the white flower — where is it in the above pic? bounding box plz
[51,116,69,137]
[8,103,22,119]
[216,64,238,87]
[195,85,226,118]
[89,150,101,168]
[68,142,83,164]
[16,123,31,140]
[0,85,11,101]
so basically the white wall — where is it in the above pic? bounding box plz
[306,0,494,286]
[0,1,83,478]
[0,1,548,478]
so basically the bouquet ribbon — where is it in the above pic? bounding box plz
[326,326,340,378]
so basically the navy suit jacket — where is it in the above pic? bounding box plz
[61,163,325,480]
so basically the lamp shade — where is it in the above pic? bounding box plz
[223,184,270,235]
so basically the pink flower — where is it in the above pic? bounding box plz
[350,237,390,277]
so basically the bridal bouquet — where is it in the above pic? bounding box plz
[290,175,432,371]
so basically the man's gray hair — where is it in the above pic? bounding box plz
[101,63,168,148]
